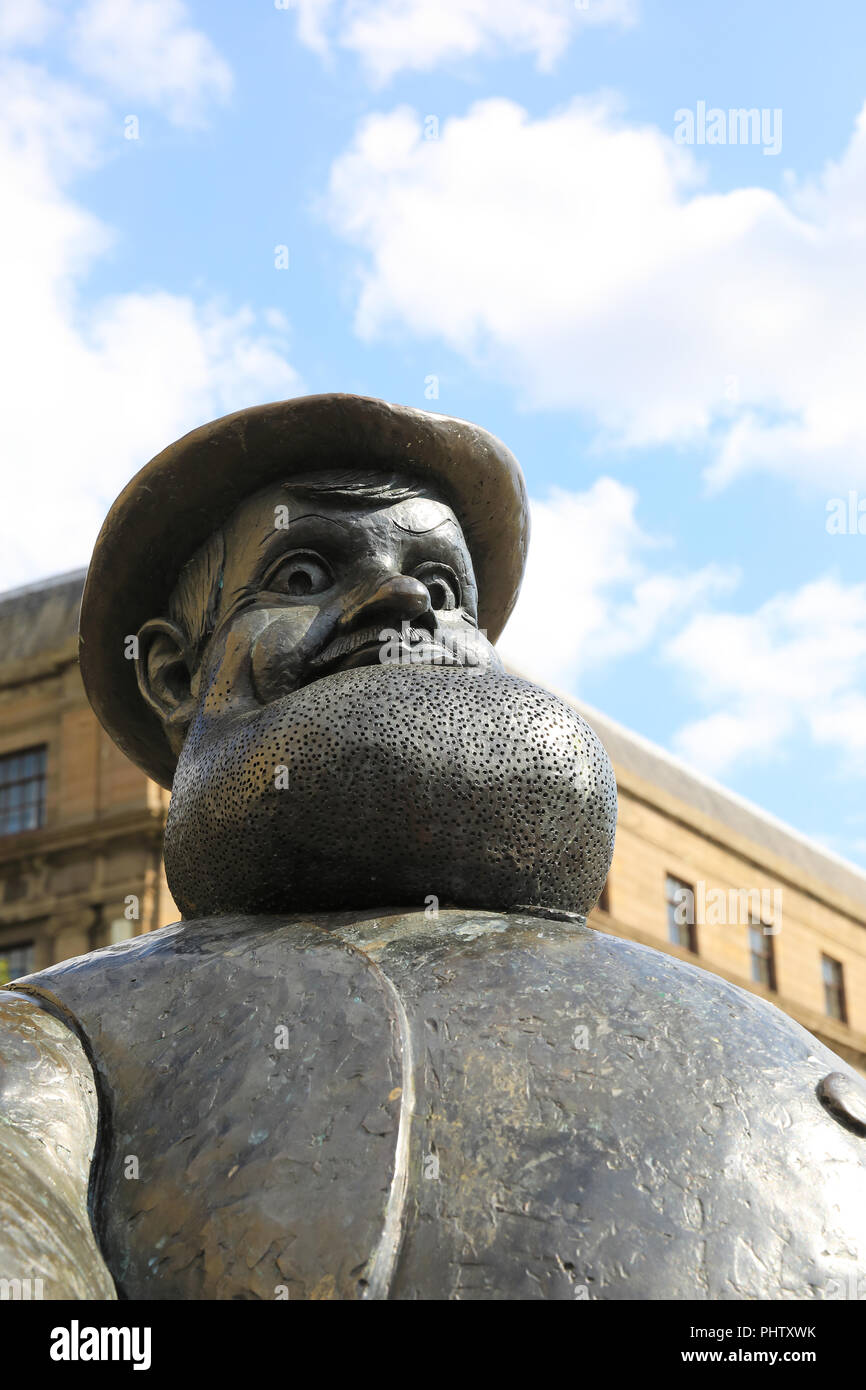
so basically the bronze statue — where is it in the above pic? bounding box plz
[2,393,866,1300]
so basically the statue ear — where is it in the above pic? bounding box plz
[135,618,198,737]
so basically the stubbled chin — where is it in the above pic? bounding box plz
[165,665,616,922]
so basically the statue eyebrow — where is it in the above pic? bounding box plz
[250,511,354,562]
[392,516,456,536]
[264,511,354,543]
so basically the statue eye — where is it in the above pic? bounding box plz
[267,552,333,598]
[415,564,460,612]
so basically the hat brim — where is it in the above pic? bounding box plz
[79,393,529,788]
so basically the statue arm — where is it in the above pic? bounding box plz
[0,990,117,1300]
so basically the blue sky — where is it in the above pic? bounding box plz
[3,0,866,865]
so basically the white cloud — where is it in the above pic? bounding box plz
[0,59,299,590]
[665,576,866,776]
[0,0,57,46]
[283,0,637,84]
[283,0,335,58]
[0,54,106,177]
[70,0,232,128]
[326,96,866,490]
[499,477,735,689]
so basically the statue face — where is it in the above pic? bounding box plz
[193,482,501,722]
[142,475,616,921]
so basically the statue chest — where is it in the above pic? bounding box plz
[17,908,866,1300]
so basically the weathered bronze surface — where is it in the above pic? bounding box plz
[16,910,866,1300]
[0,992,115,1299]
[3,392,866,1300]
[77,394,529,790]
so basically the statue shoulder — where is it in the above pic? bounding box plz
[0,990,116,1299]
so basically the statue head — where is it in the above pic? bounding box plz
[79,394,616,919]
[135,466,503,753]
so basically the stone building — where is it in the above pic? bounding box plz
[0,571,175,979]
[2,570,865,1074]
[581,699,866,1074]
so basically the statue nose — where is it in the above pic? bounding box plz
[343,575,433,632]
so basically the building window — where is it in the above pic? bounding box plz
[666,874,697,953]
[0,746,47,836]
[822,954,847,1023]
[0,940,35,983]
[749,924,777,991]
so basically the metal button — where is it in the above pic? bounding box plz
[818,1071,866,1136]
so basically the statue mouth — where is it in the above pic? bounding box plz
[305,623,461,682]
